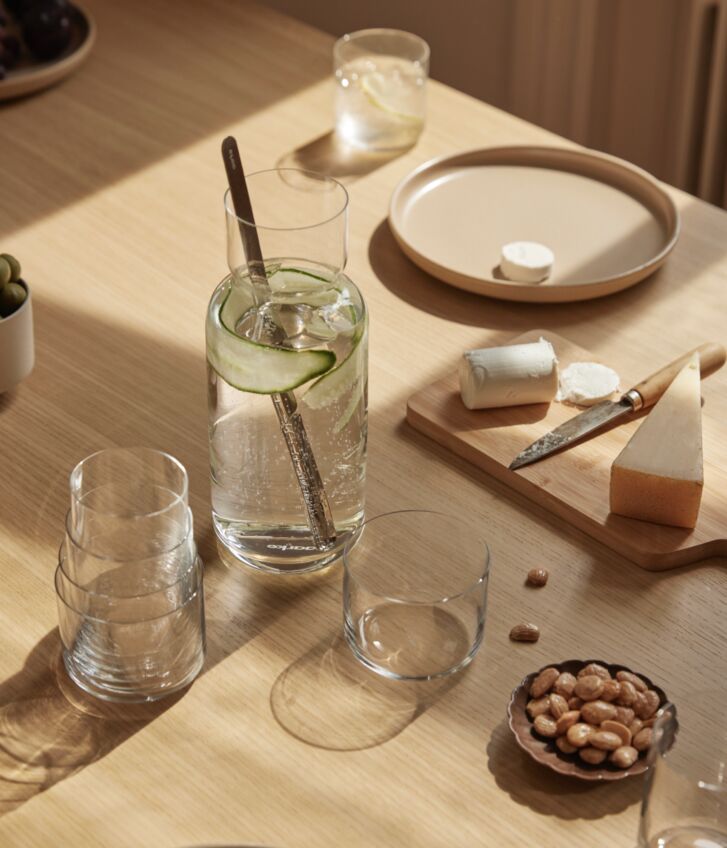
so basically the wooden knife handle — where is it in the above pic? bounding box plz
[628,342,726,410]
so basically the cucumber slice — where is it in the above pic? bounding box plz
[209,281,336,394]
[303,316,367,410]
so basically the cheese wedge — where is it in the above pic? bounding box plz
[610,353,703,528]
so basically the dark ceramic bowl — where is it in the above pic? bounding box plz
[507,658,671,781]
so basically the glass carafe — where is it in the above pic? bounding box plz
[206,169,367,574]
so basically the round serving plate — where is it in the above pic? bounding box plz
[0,3,96,101]
[388,146,680,303]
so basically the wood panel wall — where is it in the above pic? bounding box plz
[259,0,727,208]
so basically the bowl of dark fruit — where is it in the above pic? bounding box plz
[0,252,34,393]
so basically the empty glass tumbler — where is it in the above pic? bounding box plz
[638,695,727,847]
[334,28,429,150]
[58,448,205,702]
[343,510,490,680]
[207,169,368,575]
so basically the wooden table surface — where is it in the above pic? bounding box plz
[1,1,726,846]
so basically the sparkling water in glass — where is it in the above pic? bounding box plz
[334,29,429,151]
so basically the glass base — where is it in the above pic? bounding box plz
[212,515,362,575]
[343,606,482,682]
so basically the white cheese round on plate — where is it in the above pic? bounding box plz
[500,241,554,283]
[557,362,620,406]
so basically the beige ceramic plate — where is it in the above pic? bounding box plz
[507,659,671,781]
[389,146,680,303]
[0,3,95,101]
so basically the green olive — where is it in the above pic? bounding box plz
[0,282,27,318]
[0,257,10,288]
[0,254,21,282]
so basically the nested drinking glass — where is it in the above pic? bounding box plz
[207,169,368,575]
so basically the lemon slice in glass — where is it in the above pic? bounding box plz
[361,70,423,123]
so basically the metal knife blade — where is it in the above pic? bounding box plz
[509,397,635,470]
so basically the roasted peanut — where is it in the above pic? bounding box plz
[616,670,648,693]
[526,568,549,587]
[610,745,639,768]
[615,706,636,725]
[578,663,611,681]
[617,680,638,706]
[579,747,607,764]
[510,623,540,642]
[600,679,621,702]
[581,700,618,724]
[629,718,644,737]
[642,717,656,728]
[633,728,653,752]
[533,714,558,738]
[549,694,569,719]
[568,696,584,711]
[566,723,596,748]
[555,710,581,736]
[590,731,623,751]
[574,675,605,701]
[553,672,577,699]
[600,720,632,747]
[526,696,552,719]
[530,667,560,698]
[556,736,578,754]
[634,690,660,720]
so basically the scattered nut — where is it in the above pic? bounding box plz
[578,663,611,681]
[530,667,560,698]
[526,696,552,719]
[567,723,596,748]
[553,672,577,699]
[549,694,569,719]
[600,679,621,702]
[568,696,584,711]
[581,700,618,725]
[533,714,558,738]
[579,746,607,765]
[555,710,581,736]
[600,720,632,747]
[510,623,540,642]
[633,728,653,752]
[574,675,605,701]
[556,736,578,754]
[590,731,623,752]
[610,745,639,769]
[617,680,638,706]
[634,690,660,720]
[616,670,648,693]
[615,706,636,726]
[526,568,549,587]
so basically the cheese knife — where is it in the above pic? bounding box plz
[509,342,726,470]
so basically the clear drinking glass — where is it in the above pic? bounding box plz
[62,509,197,594]
[56,557,205,703]
[343,510,490,680]
[69,447,190,557]
[334,28,429,150]
[206,169,368,575]
[638,696,727,847]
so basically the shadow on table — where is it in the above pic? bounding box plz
[270,629,460,751]
[277,131,409,183]
[486,718,643,820]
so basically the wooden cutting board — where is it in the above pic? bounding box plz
[406,330,727,570]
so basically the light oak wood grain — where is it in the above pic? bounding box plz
[0,1,726,847]
[407,331,727,569]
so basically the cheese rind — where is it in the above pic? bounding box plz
[459,337,558,410]
[610,353,703,528]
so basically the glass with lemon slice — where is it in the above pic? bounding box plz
[334,28,429,150]
[206,170,367,573]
